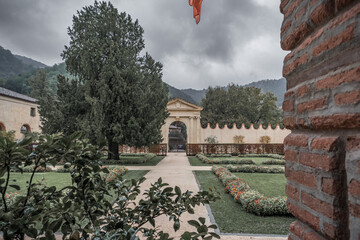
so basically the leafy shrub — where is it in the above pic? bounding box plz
[212,166,289,216]
[226,165,285,173]
[103,166,128,182]
[209,154,232,157]
[238,153,285,160]
[103,153,156,165]
[11,165,52,173]
[0,133,220,240]
[196,153,255,165]
[262,159,285,165]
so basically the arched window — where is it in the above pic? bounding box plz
[0,122,5,131]
[20,124,31,134]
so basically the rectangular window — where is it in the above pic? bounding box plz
[30,107,36,117]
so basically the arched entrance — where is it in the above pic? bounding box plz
[161,98,203,149]
[168,121,187,152]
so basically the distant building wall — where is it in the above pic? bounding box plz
[0,93,41,139]
[200,123,290,144]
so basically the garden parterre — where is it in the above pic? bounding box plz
[195,153,285,166]
[212,166,289,216]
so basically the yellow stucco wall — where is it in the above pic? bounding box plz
[161,99,290,145]
[0,95,41,139]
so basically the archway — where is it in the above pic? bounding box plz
[168,121,187,152]
[20,124,31,134]
[0,122,5,131]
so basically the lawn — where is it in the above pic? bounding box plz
[194,171,294,234]
[7,170,149,195]
[233,172,286,197]
[188,156,279,166]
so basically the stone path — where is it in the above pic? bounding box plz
[126,152,287,240]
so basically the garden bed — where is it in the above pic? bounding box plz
[102,153,162,165]
[194,171,295,234]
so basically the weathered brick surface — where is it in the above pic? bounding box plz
[281,1,359,239]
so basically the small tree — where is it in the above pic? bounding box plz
[204,135,218,144]
[259,135,271,144]
[233,135,244,144]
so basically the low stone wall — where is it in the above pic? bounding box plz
[186,143,284,156]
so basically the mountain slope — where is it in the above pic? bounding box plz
[166,84,197,105]
[0,46,36,78]
[14,55,48,69]
[243,78,286,107]
[181,88,207,104]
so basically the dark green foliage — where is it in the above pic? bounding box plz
[0,133,219,240]
[200,84,283,128]
[61,1,169,160]
[0,46,36,78]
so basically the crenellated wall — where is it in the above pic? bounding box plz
[280,0,360,239]
[200,123,290,144]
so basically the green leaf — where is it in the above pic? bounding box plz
[209,232,221,239]
[197,225,208,235]
[180,232,191,240]
[149,218,155,227]
[208,224,218,229]
[187,220,200,228]
[173,220,180,232]
[198,217,206,225]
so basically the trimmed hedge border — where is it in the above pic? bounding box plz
[102,153,156,165]
[212,166,289,216]
[262,159,285,165]
[238,154,285,160]
[225,165,285,173]
[11,166,53,173]
[196,153,255,165]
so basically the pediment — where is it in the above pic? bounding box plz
[167,98,203,111]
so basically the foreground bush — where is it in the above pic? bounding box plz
[196,153,255,165]
[212,166,289,216]
[0,133,220,240]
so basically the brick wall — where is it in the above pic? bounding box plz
[280,0,360,239]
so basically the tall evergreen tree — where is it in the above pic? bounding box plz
[62,1,168,159]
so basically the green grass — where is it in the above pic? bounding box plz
[188,156,276,166]
[233,173,286,197]
[6,170,149,195]
[195,171,294,234]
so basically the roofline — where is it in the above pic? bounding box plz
[167,98,203,110]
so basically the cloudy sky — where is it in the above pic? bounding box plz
[0,0,288,89]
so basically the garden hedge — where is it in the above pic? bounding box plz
[238,154,285,160]
[212,166,289,216]
[102,153,156,165]
[196,153,255,165]
[225,164,285,173]
[262,159,285,165]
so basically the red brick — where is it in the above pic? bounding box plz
[302,192,341,220]
[284,134,309,147]
[315,66,360,89]
[289,220,306,238]
[297,98,326,113]
[280,0,290,14]
[310,137,340,151]
[284,0,302,18]
[299,152,339,171]
[310,1,335,26]
[284,116,296,129]
[304,230,325,240]
[283,53,309,76]
[284,51,295,64]
[282,22,312,50]
[313,23,355,57]
[286,168,317,188]
[349,179,360,197]
[349,201,360,218]
[310,0,318,7]
[347,136,360,151]
[322,177,344,195]
[297,85,310,98]
[335,89,360,106]
[283,100,295,112]
[297,118,308,128]
[287,201,320,231]
[331,2,360,28]
[336,0,356,11]
[323,222,346,239]
[282,20,292,36]
[286,183,299,201]
[297,27,324,52]
[311,113,360,129]
[285,149,298,162]
[285,90,295,98]
[295,6,306,20]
